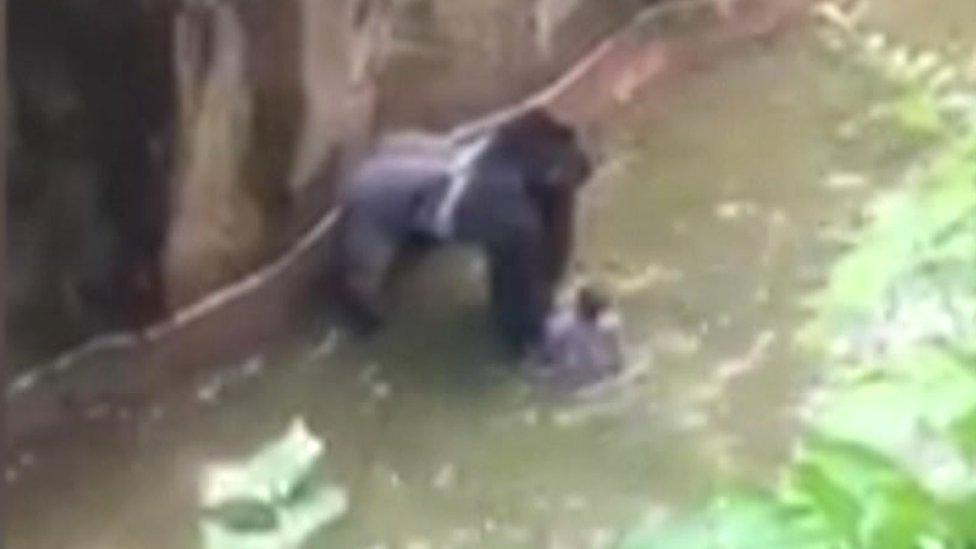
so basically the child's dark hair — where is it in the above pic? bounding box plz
[576,285,610,322]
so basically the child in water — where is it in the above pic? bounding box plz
[532,285,625,383]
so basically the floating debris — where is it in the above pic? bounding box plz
[447,528,481,546]
[563,494,589,511]
[714,329,776,383]
[824,171,868,190]
[573,352,653,401]
[812,0,866,32]
[85,402,112,420]
[241,357,264,378]
[149,404,166,422]
[608,263,682,296]
[552,389,640,428]
[196,355,267,405]
[530,494,553,511]
[752,286,772,305]
[672,409,709,431]
[589,527,616,549]
[306,329,341,363]
[714,200,760,220]
[19,452,36,468]
[652,329,702,358]
[522,407,541,426]
[686,381,723,406]
[501,524,532,544]
[9,371,39,395]
[405,539,432,549]
[835,119,861,140]
[388,469,403,489]
[196,380,221,404]
[371,382,392,401]
[359,363,382,385]
[198,417,347,549]
[432,463,458,490]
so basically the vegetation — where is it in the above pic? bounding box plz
[620,6,976,548]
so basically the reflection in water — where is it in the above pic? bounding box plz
[8,5,976,548]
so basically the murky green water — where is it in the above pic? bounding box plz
[9,5,976,548]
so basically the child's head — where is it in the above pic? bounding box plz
[576,285,610,323]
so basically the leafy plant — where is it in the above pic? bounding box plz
[619,4,976,547]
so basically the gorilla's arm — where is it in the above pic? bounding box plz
[332,208,400,332]
[485,211,552,350]
[540,191,576,286]
[331,155,449,331]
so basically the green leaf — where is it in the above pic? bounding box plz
[891,92,946,137]
[858,484,938,549]
[618,489,832,549]
[785,460,861,543]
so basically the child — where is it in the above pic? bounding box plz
[533,285,624,382]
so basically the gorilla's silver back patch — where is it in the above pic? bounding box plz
[430,135,494,239]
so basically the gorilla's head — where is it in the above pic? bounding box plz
[488,108,593,195]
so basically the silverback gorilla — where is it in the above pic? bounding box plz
[330,108,593,351]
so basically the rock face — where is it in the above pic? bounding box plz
[7,0,640,367]
[7,0,388,364]
[8,0,177,359]
[376,0,638,129]
[163,0,388,310]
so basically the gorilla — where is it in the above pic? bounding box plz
[330,108,593,351]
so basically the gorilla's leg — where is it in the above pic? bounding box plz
[333,210,400,333]
[540,191,576,286]
[487,237,552,351]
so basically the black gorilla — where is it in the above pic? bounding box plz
[330,108,592,350]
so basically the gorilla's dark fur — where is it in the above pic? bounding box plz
[330,108,592,350]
